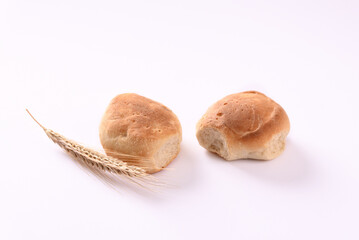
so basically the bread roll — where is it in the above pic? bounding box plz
[99,93,182,173]
[196,91,290,160]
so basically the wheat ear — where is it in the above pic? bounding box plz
[26,109,158,187]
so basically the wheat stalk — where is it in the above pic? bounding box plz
[26,109,159,188]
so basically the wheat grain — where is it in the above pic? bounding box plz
[26,109,160,188]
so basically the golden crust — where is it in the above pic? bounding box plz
[99,93,182,173]
[197,91,290,154]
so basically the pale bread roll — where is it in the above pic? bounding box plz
[196,91,290,160]
[99,93,182,173]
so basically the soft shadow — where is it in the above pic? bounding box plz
[223,139,313,184]
[56,141,198,199]
[205,150,226,161]
[154,141,198,188]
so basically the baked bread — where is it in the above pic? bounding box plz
[196,91,290,160]
[99,93,182,173]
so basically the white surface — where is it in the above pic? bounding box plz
[1,0,359,239]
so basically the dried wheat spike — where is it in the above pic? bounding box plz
[26,109,159,187]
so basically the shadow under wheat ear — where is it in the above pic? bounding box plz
[26,109,160,188]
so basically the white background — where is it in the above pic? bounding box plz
[1,0,359,239]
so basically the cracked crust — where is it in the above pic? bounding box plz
[196,91,290,160]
